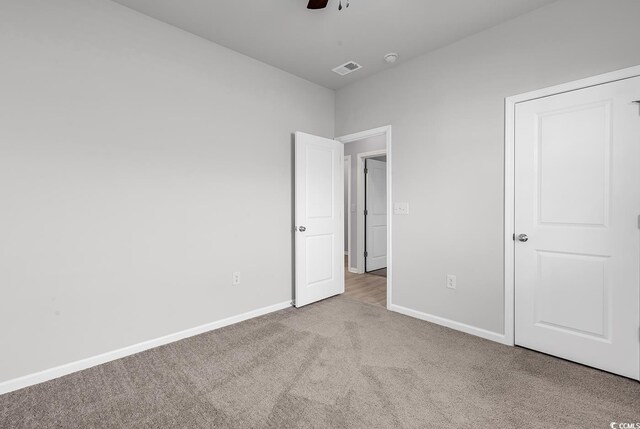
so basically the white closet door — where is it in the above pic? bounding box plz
[514,76,640,380]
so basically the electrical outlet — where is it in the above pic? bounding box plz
[232,272,241,286]
[446,274,456,289]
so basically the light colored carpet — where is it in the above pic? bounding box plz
[1,296,638,428]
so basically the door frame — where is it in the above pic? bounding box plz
[504,65,640,346]
[344,155,352,267]
[337,126,392,310]
[361,152,387,273]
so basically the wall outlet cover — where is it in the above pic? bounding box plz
[232,272,241,286]
[446,274,456,289]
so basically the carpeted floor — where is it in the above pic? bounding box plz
[1,296,638,428]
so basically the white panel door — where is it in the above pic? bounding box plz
[365,159,387,271]
[295,132,344,307]
[515,76,640,380]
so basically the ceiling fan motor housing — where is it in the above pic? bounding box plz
[307,0,329,9]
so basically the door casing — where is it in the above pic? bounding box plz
[344,155,352,264]
[504,65,640,347]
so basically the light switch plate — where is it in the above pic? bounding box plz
[393,202,409,215]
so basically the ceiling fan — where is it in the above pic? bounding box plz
[307,0,349,10]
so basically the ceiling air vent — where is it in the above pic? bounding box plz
[332,61,362,76]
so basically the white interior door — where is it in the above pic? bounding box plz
[514,76,640,380]
[365,158,387,271]
[295,132,344,307]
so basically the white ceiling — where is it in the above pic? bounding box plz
[112,0,558,89]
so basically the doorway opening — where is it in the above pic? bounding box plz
[337,126,392,309]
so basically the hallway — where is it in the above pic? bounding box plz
[344,257,387,308]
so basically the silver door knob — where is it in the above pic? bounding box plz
[517,234,528,242]
[298,226,306,232]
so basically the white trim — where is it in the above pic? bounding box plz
[506,65,640,106]
[503,65,640,346]
[337,126,391,144]
[344,155,353,270]
[356,149,386,274]
[390,304,509,345]
[504,96,516,347]
[336,126,392,310]
[0,301,292,396]
[348,267,359,274]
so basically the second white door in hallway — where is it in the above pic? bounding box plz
[365,158,387,272]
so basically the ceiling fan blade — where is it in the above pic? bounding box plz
[307,0,329,9]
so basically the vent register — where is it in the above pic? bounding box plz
[332,61,362,76]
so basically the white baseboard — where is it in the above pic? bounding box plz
[389,304,509,345]
[348,267,359,274]
[0,300,292,396]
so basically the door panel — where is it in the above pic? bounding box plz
[365,158,387,271]
[295,132,344,307]
[535,251,609,338]
[514,76,640,380]
[537,102,610,226]
[306,146,334,218]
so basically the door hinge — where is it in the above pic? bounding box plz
[364,209,369,216]
[364,251,368,257]
[364,167,368,174]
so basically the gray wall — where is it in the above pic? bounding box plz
[343,135,386,270]
[335,0,640,334]
[0,0,334,383]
